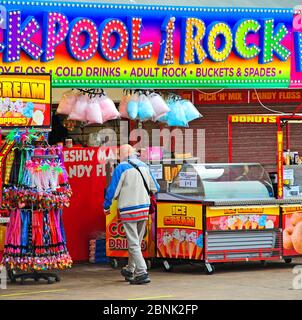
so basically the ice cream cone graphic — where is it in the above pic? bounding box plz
[172,229,181,258]
[228,217,236,230]
[195,246,203,260]
[188,231,198,259]
[173,238,180,258]
[166,241,173,258]
[245,220,251,230]
[180,230,188,258]
[237,220,244,230]
[252,221,258,229]
[157,243,166,258]
[195,234,203,260]
[181,240,188,258]
[162,232,173,258]
[188,242,196,259]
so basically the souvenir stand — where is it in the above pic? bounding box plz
[0,74,73,284]
[0,140,14,261]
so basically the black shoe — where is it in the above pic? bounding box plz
[121,268,134,282]
[129,273,151,285]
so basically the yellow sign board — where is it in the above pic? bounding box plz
[157,202,203,230]
[0,74,51,128]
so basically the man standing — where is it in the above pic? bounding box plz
[104,145,160,285]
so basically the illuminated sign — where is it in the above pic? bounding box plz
[0,1,300,88]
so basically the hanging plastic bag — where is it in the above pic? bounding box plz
[127,93,139,120]
[86,97,103,124]
[157,112,168,123]
[57,90,78,115]
[137,93,154,121]
[99,94,120,123]
[149,93,170,121]
[166,100,188,127]
[181,100,202,123]
[119,91,131,119]
[68,94,89,122]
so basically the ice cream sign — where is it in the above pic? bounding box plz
[0,74,51,128]
[0,1,301,88]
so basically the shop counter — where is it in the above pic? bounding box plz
[156,163,302,273]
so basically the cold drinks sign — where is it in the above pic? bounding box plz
[0,1,301,88]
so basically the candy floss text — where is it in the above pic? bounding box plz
[0,7,300,67]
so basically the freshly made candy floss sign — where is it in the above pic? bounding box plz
[0,1,301,88]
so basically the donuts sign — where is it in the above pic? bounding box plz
[0,1,300,88]
[0,74,51,128]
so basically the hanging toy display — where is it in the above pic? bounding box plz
[0,128,73,272]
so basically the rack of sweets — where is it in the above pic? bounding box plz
[0,129,73,284]
[89,239,109,264]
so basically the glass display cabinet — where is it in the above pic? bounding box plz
[168,163,274,201]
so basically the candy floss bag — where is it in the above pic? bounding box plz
[57,90,79,115]
[119,90,131,119]
[98,94,120,123]
[181,100,202,122]
[149,92,170,121]
[167,99,189,127]
[137,93,154,121]
[86,97,103,124]
[68,94,89,122]
[127,92,139,120]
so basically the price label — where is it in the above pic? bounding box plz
[149,164,163,180]
[179,172,197,188]
[284,169,294,180]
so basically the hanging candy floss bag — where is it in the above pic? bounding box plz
[99,95,120,123]
[167,99,189,127]
[127,93,139,120]
[86,97,103,124]
[181,100,202,122]
[68,94,89,122]
[137,93,154,121]
[119,91,131,119]
[149,93,170,121]
[57,90,79,115]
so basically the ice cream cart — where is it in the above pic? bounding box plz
[156,163,284,274]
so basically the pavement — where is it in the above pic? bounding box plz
[0,258,302,300]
